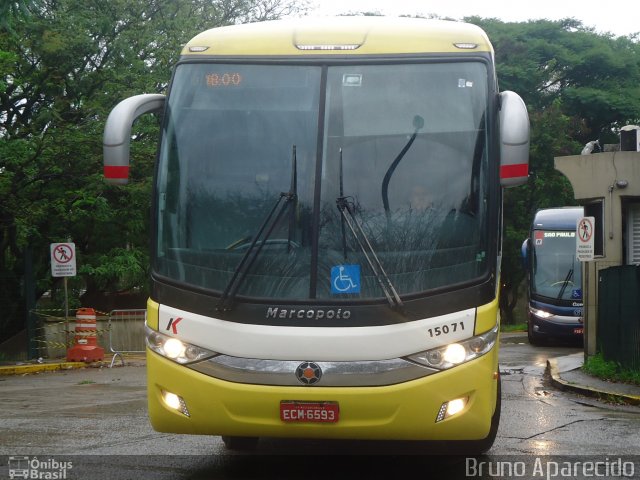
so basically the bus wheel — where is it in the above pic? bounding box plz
[221,436,259,451]
[528,322,544,346]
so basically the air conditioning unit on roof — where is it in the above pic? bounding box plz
[620,125,640,152]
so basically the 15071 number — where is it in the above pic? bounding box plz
[427,322,465,338]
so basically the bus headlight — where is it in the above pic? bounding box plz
[145,324,218,364]
[163,338,185,359]
[443,343,466,364]
[530,307,554,319]
[407,324,498,370]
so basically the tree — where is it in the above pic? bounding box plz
[0,0,41,32]
[0,0,306,344]
[3,10,640,344]
[466,17,640,322]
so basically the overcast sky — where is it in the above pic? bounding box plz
[303,0,639,38]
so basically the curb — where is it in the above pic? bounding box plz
[547,358,640,406]
[0,362,88,376]
[0,354,147,376]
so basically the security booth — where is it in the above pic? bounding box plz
[555,135,640,362]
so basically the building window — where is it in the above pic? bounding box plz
[626,203,640,265]
[584,201,604,256]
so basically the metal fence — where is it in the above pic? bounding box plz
[28,308,146,366]
[597,265,640,370]
[107,309,146,367]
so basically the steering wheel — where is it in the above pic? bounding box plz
[550,280,574,287]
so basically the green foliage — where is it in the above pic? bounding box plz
[500,323,526,333]
[0,0,306,342]
[80,247,148,292]
[2,8,640,339]
[0,0,41,32]
[583,353,640,385]
[466,17,640,322]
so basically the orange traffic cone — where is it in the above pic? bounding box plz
[66,308,104,362]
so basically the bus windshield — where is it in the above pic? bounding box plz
[155,61,490,302]
[531,230,582,301]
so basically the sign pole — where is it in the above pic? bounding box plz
[576,217,595,363]
[64,276,69,346]
[583,263,589,364]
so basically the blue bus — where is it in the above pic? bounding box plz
[522,207,584,345]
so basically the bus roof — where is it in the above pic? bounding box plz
[532,207,584,231]
[182,16,493,57]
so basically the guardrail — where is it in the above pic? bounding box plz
[14,308,147,364]
[107,309,146,367]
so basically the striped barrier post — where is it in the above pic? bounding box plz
[66,308,104,362]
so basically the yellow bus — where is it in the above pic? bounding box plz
[103,16,529,453]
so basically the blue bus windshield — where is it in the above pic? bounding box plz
[531,230,582,301]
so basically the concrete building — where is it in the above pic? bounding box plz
[555,141,640,356]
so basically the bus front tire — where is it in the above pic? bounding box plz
[221,435,259,451]
[528,322,545,346]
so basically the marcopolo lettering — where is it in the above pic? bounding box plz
[266,307,351,320]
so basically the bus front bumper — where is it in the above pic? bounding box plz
[528,313,583,339]
[147,347,499,441]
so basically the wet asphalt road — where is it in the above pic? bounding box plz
[1,336,639,479]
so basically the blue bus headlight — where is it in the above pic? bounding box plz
[407,324,498,370]
[529,307,554,319]
[145,324,218,364]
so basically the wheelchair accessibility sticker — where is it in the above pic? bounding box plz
[331,265,360,294]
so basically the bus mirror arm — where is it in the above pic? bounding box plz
[521,238,530,269]
[103,94,166,185]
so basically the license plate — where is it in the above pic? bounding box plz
[574,328,584,334]
[280,401,339,423]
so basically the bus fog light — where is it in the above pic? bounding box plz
[436,397,468,422]
[162,390,190,417]
[447,398,466,416]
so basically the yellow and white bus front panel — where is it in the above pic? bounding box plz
[145,299,500,441]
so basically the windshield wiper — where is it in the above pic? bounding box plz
[336,153,404,313]
[339,148,348,261]
[217,146,298,312]
[287,145,298,254]
[382,115,424,221]
[557,268,574,300]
